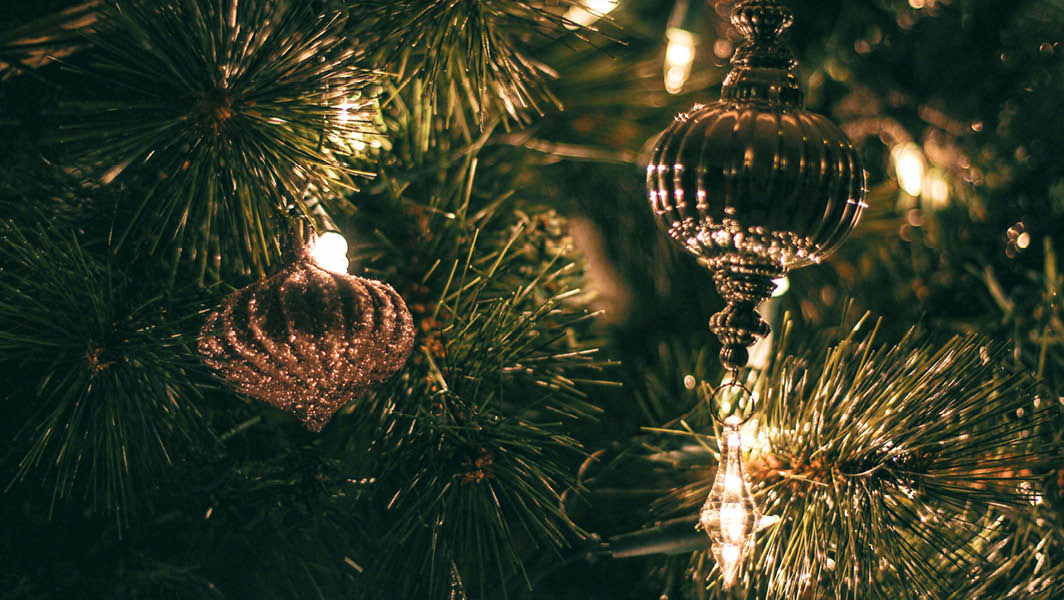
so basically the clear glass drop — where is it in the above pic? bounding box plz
[699,415,760,588]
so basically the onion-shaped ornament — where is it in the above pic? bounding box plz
[199,236,414,431]
[646,0,866,370]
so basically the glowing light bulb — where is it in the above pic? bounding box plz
[336,97,352,123]
[720,543,741,564]
[563,0,618,30]
[309,231,350,274]
[700,415,760,588]
[1017,232,1030,249]
[770,276,789,297]
[892,143,925,197]
[664,28,696,94]
[923,171,950,210]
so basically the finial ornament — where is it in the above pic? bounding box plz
[646,0,866,371]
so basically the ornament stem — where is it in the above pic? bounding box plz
[707,258,782,370]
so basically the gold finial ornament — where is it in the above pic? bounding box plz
[647,0,866,370]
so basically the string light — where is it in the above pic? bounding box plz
[309,231,350,274]
[334,97,367,151]
[563,0,618,30]
[700,415,760,588]
[663,0,701,94]
[923,171,950,210]
[770,276,789,298]
[664,28,697,94]
[892,143,925,197]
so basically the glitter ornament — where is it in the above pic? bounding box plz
[199,244,414,431]
[646,0,866,370]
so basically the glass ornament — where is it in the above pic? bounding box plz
[700,415,760,588]
[646,0,866,370]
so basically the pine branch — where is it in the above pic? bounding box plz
[55,0,378,280]
[940,521,1064,600]
[318,100,613,595]
[362,203,603,598]
[0,217,213,531]
[349,0,607,124]
[0,1,98,78]
[649,314,1059,599]
[975,237,1064,393]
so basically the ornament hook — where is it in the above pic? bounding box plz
[705,380,756,427]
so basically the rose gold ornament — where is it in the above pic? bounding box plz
[199,243,414,431]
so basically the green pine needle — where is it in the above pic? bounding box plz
[0,219,212,531]
[334,131,608,595]
[654,314,1059,599]
[57,0,378,279]
[364,220,602,597]
[350,0,602,124]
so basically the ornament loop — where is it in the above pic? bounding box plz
[705,380,755,427]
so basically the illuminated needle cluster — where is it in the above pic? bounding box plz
[563,0,619,29]
[699,415,760,588]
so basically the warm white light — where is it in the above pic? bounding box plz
[563,0,618,30]
[334,96,369,150]
[720,503,746,542]
[1017,232,1031,249]
[309,231,350,274]
[923,171,950,210]
[720,543,741,564]
[892,143,925,197]
[336,97,352,122]
[770,276,789,297]
[664,28,696,94]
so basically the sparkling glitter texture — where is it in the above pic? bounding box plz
[199,247,415,431]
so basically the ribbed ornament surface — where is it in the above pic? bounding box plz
[647,104,864,270]
[199,253,414,431]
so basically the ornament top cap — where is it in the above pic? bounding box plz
[722,0,803,107]
[732,0,794,41]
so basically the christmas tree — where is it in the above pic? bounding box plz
[2,0,1062,598]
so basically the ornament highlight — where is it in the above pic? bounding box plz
[199,244,415,431]
[700,415,760,588]
[646,0,866,370]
